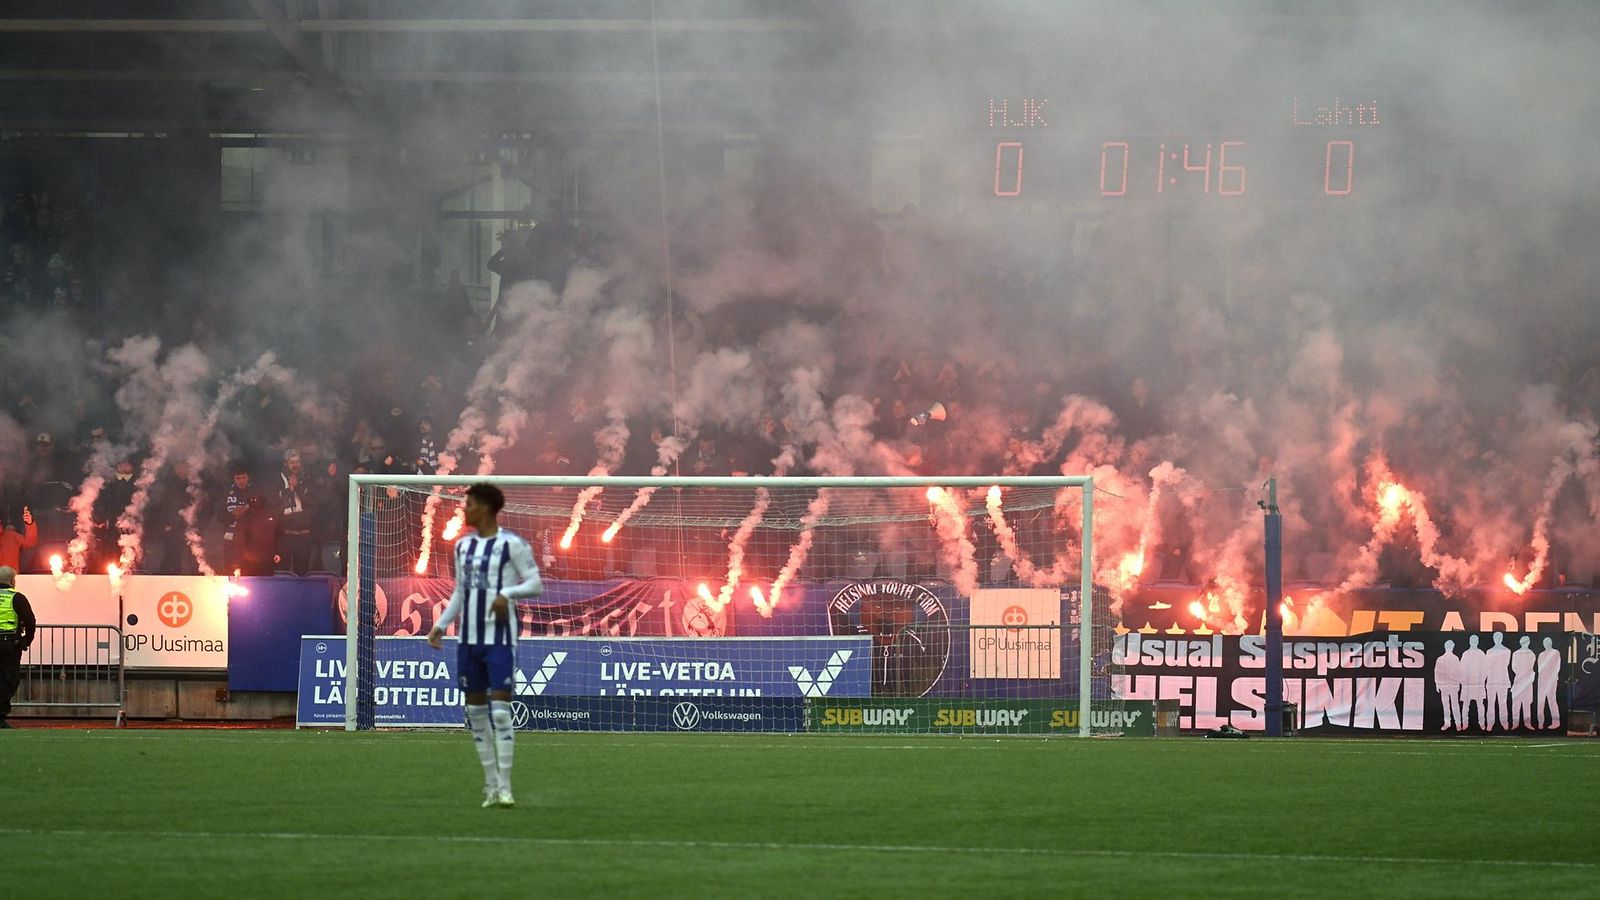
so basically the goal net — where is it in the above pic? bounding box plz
[340,475,1128,736]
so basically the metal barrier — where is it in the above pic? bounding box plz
[15,624,126,725]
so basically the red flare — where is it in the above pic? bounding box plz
[750,585,772,617]
[696,582,714,603]
[602,523,621,543]
[1378,482,1407,517]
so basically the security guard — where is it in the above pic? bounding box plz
[0,565,38,728]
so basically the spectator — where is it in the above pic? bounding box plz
[486,226,539,301]
[310,458,347,574]
[348,417,374,463]
[416,373,446,421]
[414,417,439,474]
[0,507,38,571]
[0,460,23,528]
[90,459,136,572]
[2,242,38,308]
[361,435,404,473]
[276,450,313,574]
[234,494,278,577]
[689,433,726,477]
[43,252,72,310]
[145,461,194,574]
[78,425,109,474]
[21,434,72,573]
[442,269,474,333]
[27,432,58,483]
[217,462,252,574]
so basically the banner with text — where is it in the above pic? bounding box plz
[1111,631,1569,735]
[510,696,806,733]
[1122,586,1600,636]
[337,576,735,639]
[969,589,1061,679]
[296,635,871,727]
[806,698,1154,735]
[18,574,230,669]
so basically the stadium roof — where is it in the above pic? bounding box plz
[0,1,833,136]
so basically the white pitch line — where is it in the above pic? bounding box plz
[17,731,1600,757]
[0,827,1592,871]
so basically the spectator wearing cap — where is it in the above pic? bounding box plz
[217,463,252,574]
[28,432,58,484]
[277,449,313,575]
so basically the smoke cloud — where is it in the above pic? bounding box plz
[7,3,1600,614]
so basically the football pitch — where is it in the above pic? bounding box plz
[6,730,1597,899]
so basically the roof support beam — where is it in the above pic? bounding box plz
[243,0,329,83]
[0,17,816,34]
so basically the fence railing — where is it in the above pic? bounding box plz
[16,624,126,725]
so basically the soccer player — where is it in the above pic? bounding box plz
[427,483,543,808]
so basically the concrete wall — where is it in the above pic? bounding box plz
[11,673,295,722]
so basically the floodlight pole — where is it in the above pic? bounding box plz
[1262,478,1285,737]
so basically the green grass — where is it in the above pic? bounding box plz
[6,729,1598,898]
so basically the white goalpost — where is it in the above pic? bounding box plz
[341,474,1118,736]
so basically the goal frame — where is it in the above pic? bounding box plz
[344,474,1095,734]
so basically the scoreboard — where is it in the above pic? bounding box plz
[976,93,1390,207]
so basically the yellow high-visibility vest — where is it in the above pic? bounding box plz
[0,587,17,633]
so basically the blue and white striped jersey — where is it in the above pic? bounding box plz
[434,529,543,646]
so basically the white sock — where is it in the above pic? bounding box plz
[489,700,515,792]
[465,704,499,789]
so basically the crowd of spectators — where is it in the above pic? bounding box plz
[10,172,1582,590]
[0,162,1140,590]
[1,191,87,317]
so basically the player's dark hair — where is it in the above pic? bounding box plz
[466,482,505,515]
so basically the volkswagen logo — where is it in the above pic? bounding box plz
[511,701,531,729]
[671,701,702,730]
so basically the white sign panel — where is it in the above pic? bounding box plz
[17,575,231,670]
[969,588,1061,679]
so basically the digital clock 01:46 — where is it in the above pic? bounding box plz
[991,139,1360,199]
